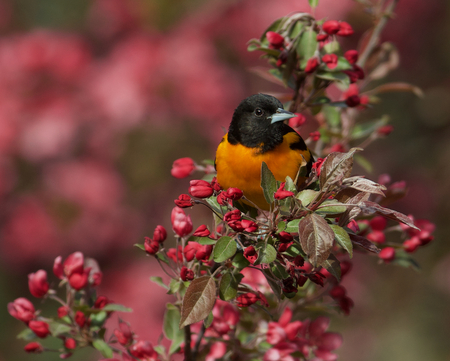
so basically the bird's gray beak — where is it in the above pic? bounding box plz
[270,108,296,124]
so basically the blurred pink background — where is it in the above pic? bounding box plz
[1,0,449,360]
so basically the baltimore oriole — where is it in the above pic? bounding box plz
[215,94,314,210]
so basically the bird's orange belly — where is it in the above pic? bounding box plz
[216,134,307,210]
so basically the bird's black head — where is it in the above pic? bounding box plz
[228,94,295,152]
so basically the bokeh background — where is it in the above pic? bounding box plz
[0,0,449,360]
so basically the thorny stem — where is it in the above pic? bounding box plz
[357,0,399,67]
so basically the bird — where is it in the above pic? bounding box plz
[215,93,314,210]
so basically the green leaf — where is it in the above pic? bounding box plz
[323,40,340,53]
[308,0,319,8]
[247,39,261,52]
[284,176,297,192]
[232,252,250,270]
[213,236,237,262]
[205,196,228,214]
[47,322,72,337]
[134,243,145,251]
[219,272,243,301]
[285,218,301,233]
[167,279,182,295]
[164,307,185,354]
[284,243,306,257]
[328,57,352,72]
[299,213,335,267]
[297,28,318,68]
[156,252,170,265]
[323,105,341,128]
[296,189,319,207]
[256,242,277,264]
[354,154,373,173]
[316,200,347,215]
[290,21,305,39]
[391,250,420,271]
[102,304,132,312]
[351,116,389,140]
[92,339,113,358]
[272,262,290,279]
[154,345,166,356]
[188,236,216,245]
[277,221,287,233]
[17,328,37,341]
[316,72,350,88]
[203,311,214,329]
[150,276,169,290]
[322,254,341,281]
[261,162,277,204]
[180,276,216,328]
[330,225,353,258]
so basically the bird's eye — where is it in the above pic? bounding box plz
[254,108,264,117]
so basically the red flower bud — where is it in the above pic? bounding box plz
[8,298,35,323]
[228,220,244,232]
[217,192,229,206]
[58,306,69,318]
[340,260,352,277]
[266,31,284,49]
[224,209,241,222]
[278,231,293,243]
[24,342,43,353]
[224,187,243,200]
[367,230,385,244]
[28,270,49,298]
[243,246,258,264]
[193,224,210,237]
[288,113,306,128]
[236,292,259,307]
[377,125,394,136]
[171,207,193,237]
[167,246,183,263]
[75,311,86,327]
[195,245,213,261]
[278,241,293,253]
[114,322,133,345]
[211,177,222,192]
[329,285,347,299]
[68,268,89,290]
[274,182,294,200]
[171,157,195,179]
[337,21,354,36]
[329,143,345,154]
[305,57,319,73]
[241,219,258,233]
[63,252,84,278]
[322,54,338,69]
[64,338,76,350]
[144,237,159,255]
[174,194,193,208]
[189,179,214,198]
[180,266,195,281]
[370,216,387,231]
[129,340,158,359]
[345,94,361,107]
[184,241,200,261]
[152,225,167,243]
[379,247,395,262]
[344,50,358,64]
[53,256,64,279]
[322,20,340,35]
[403,237,421,253]
[312,157,325,176]
[29,320,50,338]
[347,219,359,233]
[94,295,110,309]
[316,33,329,41]
[91,272,102,287]
[309,131,321,141]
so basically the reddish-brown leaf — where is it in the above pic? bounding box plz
[349,234,381,254]
[179,276,216,329]
[298,213,335,267]
[319,148,361,191]
[359,201,419,230]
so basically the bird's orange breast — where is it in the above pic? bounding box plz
[215,133,311,210]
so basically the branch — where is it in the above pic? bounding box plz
[357,0,399,67]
